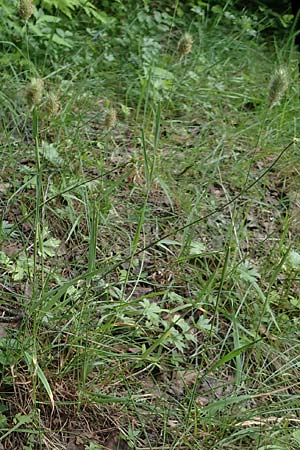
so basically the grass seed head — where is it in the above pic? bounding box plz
[45,92,61,115]
[105,107,117,129]
[268,67,289,107]
[25,78,44,107]
[18,0,34,20]
[178,33,193,60]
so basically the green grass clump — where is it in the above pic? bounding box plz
[0,2,300,449]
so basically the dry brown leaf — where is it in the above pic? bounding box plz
[0,323,7,338]
[236,415,300,427]
[195,396,209,406]
[167,419,179,429]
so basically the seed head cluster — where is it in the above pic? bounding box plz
[18,0,34,20]
[268,67,289,107]
[25,78,44,107]
[45,92,61,115]
[178,33,193,60]
[105,107,117,129]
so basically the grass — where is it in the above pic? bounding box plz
[1,2,300,449]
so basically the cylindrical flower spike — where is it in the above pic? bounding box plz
[105,107,117,129]
[45,92,61,115]
[268,67,289,107]
[18,0,34,20]
[25,78,44,107]
[178,33,193,61]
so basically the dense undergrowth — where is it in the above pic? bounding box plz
[1,1,300,449]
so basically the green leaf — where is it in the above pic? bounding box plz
[212,5,224,15]
[141,299,163,325]
[173,315,189,333]
[167,292,184,303]
[168,328,186,352]
[0,413,8,428]
[42,0,77,17]
[40,142,64,166]
[27,23,44,37]
[82,3,112,23]
[13,413,32,426]
[12,263,25,281]
[85,442,101,450]
[40,237,61,257]
[0,250,11,266]
[287,249,300,270]
[190,240,206,255]
[290,297,300,309]
[238,261,260,283]
[11,253,34,281]
[24,352,54,408]
[292,428,300,443]
[36,14,61,24]
[52,33,73,48]
[211,340,260,371]
[150,67,175,91]
[196,316,212,331]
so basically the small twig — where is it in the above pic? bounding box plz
[0,305,24,322]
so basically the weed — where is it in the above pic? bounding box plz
[0,1,300,449]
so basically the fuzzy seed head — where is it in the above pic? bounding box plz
[45,92,60,115]
[178,33,193,60]
[25,78,44,107]
[18,0,34,20]
[105,107,117,129]
[268,67,289,107]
